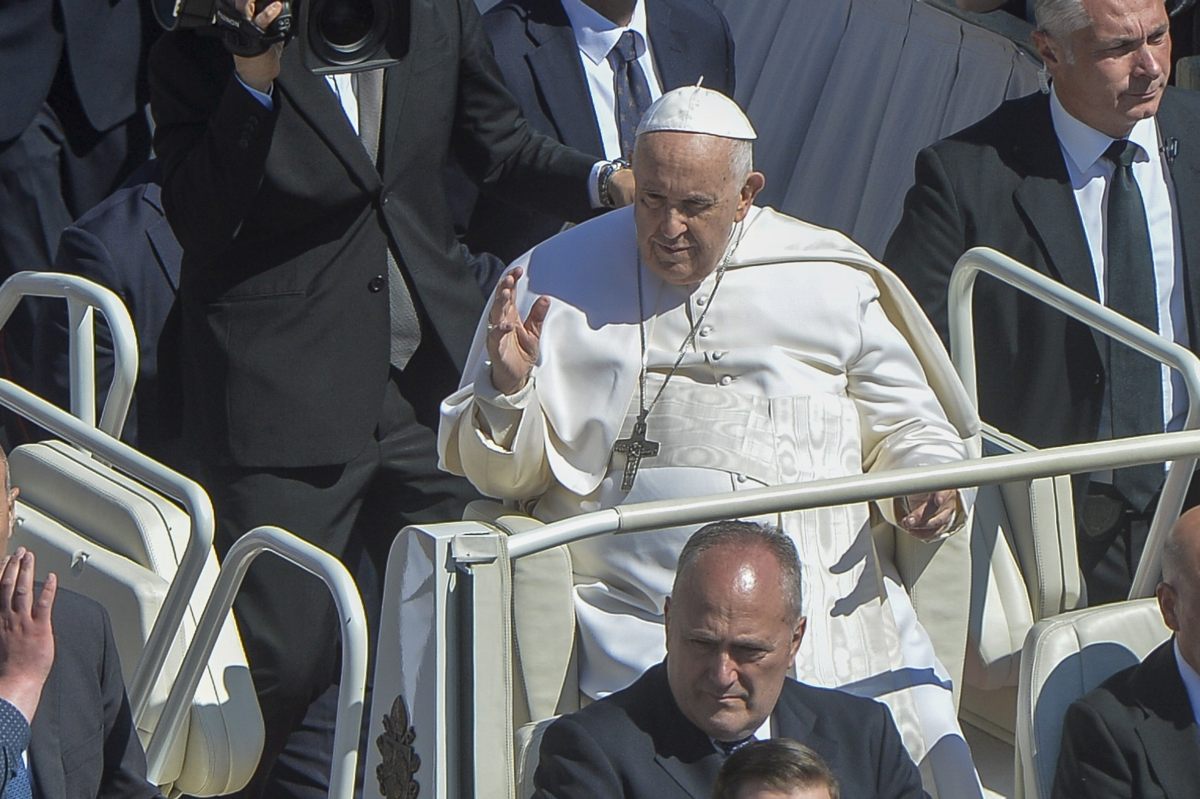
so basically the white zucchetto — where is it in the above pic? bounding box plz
[635,84,757,141]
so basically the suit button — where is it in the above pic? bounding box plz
[368,275,385,293]
[382,193,391,206]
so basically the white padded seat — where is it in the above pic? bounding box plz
[960,428,1081,741]
[1015,598,1169,799]
[9,440,263,796]
[515,717,558,799]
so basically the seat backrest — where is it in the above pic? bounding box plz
[1015,598,1169,799]
[9,440,264,796]
[463,501,579,727]
[958,428,1081,739]
[514,717,558,799]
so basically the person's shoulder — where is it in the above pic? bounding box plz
[781,678,891,719]
[484,0,560,32]
[930,91,1048,155]
[1067,655,1150,719]
[652,0,729,28]
[50,586,110,627]
[1160,85,1200,124]
[548,665,663,736]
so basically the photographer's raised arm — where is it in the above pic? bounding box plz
[148,3,282,256]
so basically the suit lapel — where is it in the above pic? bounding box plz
[646,0,690,91]
[274,43,381,194]
[143,186,181,292]
[1132,641,1200,799]
[1010,93,1106,359]
[524,4,604,156]
[29,658,64,798]
[1156,91,1200,347]
[772,683,840,767]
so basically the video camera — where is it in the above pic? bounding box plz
[154,0,406,73]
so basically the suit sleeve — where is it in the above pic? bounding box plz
[868,700,930,799]
[883,146,969,348]
[531,715,624,799]
[1051,698,1136,799]
[449,0,596,225]
[95,604,163,799]
[148,32,277,257]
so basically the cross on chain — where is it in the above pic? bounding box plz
[612,414,660,491]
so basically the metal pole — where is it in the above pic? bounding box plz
[145,527,368,799]
[947,248,1200,597]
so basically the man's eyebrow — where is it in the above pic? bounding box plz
[1096,24,1170,49]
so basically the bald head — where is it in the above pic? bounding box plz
[1158,508,1200,672]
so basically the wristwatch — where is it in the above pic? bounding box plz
[598,159,630,208]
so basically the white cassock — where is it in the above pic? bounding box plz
[439,205,982,795]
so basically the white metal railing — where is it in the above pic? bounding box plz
[948,247,1200,598]
[0,271,138,437]
[0,379,211,721]
[145,526,368,799]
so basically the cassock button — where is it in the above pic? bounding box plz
[696,295,708,306]
[368,275,385,293]
[736,473,748,483]
[699,325,712,338]
[711,351,725,362]
[719,375,733,386]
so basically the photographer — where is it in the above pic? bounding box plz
[148,1,632,796]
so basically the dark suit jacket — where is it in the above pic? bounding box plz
[0,589,161,799]
[1052,638,1200,799]
[884,89,1200,455]
[0,0,149,141]
[455,0,736,263]
[34,162,185,469]
[149,0,596,468]
[532,662,926,799]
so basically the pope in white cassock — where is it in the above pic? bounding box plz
[438,87,982,796]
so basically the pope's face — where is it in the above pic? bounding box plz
[1035,0,1170,138]
[633,131,763,286]
[665,544,804,742]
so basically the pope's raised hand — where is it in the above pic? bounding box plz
[895,489,960,542]
[487,268,550,396]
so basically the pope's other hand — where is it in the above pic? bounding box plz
[895,490,959,542]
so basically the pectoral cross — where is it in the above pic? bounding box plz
[612,415,660,491]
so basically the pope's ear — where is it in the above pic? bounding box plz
[736,172,765,220]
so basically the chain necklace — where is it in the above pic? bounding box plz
[612,222,743,490]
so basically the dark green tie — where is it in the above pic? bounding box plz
[1104,138,1163,511]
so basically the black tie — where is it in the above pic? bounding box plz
[607,30,654,160]
[1103,138,1163,511]
[714,736,753,757]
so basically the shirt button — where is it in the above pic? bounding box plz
[699,325,712,338]
[368,275,385,293]
[719,375,733,386]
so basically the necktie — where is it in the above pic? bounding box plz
[1103,138,1163,511]
[352,69,421,369]
[607,30,654,161]
[5,757,32,799]
[714,736,753,757]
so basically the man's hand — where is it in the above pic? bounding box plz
[608,169,636,208]
[0,549,55,724]
[487,267,549,396]
[232,0,285,92]
[895,490,960,542]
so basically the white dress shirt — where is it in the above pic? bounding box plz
[1049,87,1188,442]
[559,0,664,160]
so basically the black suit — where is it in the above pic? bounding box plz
[1052,639,1200,799]
[884,89,1200,600]
[34,162,185,470]
[0,589,161,799]
[454,0,736,263]
[0,0,154,446]
[149,3,596,795]
[532,662,927,799]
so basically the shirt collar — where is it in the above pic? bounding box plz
[559,0,650,66]
[1050,84,1160,176]
[709,714,772,755]
[1174,638,1200,728]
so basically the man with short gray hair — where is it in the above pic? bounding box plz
[886,0,1200,605]
[531,520,926,799]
